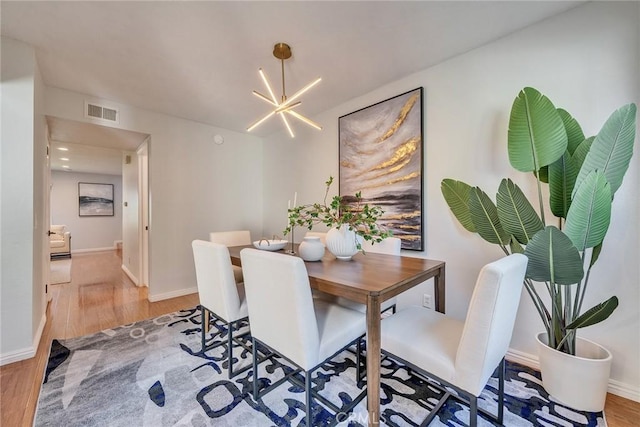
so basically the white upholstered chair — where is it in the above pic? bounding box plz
[192,240,250,378]
[210,230,251,284]
[50,225,71,258]
[380,253,528,426]
[240,248,367,427]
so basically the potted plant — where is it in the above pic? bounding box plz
[441,86,636,411]
[284,176,392,260]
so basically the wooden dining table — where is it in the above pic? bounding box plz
[227,244,446,427]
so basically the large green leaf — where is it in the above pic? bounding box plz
[574,103,637,196]
[534,167,549,184]
[441,179,476,232]
[524,226,584,285]
[572,136,594,172]
[566,296,619,330]
[565,171,612,251]
[590,242,603,268]
[496,178,543,244]
[469,187,510,245]
[549,150,578,218]
[508,87,568,172]
[558,108,585,155]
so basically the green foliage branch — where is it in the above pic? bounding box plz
[283,176,392,249]
[441,87,636,355]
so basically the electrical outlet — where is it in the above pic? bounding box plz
[422,294,433,309]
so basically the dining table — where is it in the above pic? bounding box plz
[227,244,446,427]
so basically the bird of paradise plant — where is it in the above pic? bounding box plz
[441,87,636,355]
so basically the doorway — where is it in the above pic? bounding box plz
[46,116,150,290]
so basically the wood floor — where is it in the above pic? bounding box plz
[0,250,199,427]
[0,250,638,426]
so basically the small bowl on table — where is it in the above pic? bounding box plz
[253,239,288,251]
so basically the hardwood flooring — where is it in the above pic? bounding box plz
[0,250,637,426]
[0,250,199,427]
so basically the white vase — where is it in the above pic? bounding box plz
[298,236,325,262]
[325,225,361,261]
[536,332,612,412]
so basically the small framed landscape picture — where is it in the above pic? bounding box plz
[78,182,114,217]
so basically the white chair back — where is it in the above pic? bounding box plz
[454,253,527,395]
[304,231,327,245]
[361,236,401,255]
[240,248,321,369]
[210,230,251,247]
[192,240,244,322]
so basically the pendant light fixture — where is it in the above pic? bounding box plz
[247,43,322,138]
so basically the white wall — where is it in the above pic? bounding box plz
[50,171,123,251]
[45,87,264,302]
[0,37,47,364]
[263,2,640,398]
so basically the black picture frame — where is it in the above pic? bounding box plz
[78,182,114,217]
[338,88,424,251]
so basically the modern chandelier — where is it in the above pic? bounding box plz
[247,43,322,138]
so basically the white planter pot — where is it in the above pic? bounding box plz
[298,236,325,262]
[536,332,612,412]
[325,225,362,261]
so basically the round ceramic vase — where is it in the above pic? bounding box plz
[298,236,325,262]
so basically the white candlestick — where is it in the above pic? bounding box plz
[293,192,297,208]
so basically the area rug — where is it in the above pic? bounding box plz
[49,258,71,284]
[35,307,606,426]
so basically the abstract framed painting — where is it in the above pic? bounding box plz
[78,182,114,217]
[339,88,424,251]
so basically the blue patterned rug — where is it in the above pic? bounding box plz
[35,307,606,426]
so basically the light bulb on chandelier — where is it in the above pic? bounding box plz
[247,43,322,138]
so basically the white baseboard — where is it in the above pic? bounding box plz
[0,313,47,366]
[506,348,640,403]
[607,378,640,403]
[148,286,198,302]
[121,264,139,285]
[72,246,116,254]
[0,345,35,366]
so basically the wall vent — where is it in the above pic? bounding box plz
[84,100,120,123]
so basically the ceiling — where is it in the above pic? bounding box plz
[47,117,149,175]
[2,1,584,173]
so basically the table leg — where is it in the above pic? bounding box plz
[434,265,446,314]
[366,294,382,426]
[204,309,210,334]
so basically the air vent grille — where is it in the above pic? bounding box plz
[102,108,117,121]
[84,101,119,123]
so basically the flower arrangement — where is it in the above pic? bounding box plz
[283,176,391,248]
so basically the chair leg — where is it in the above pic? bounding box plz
[469,395,478,427]
[252,337,259,400]
[227,321,234,379]
[498,357,505,424]
[305,370,312,427]
[200,306,207,352]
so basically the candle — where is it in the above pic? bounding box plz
[293,192,297,208]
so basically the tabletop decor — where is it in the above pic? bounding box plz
[284,176,391,260]
[441,86,636,411]
[339,88,424,251]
